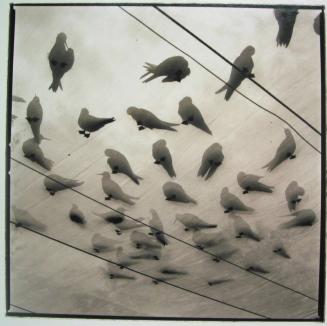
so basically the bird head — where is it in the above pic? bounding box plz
[32,95,40,103]
[243,46,255,56]
[56,32,67,45]
[284,128,292,137]
[127,107,137,116]
[180,96,192,105]
[104,148,115,157]
[237,172,246,181]
[81,108,89,115]
[221,187,229,197]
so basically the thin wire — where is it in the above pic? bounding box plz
[11,157,319,303]
[154,6,321,136]
[10,303,34,313]
[9,220,268,319]
[119,6,321,154]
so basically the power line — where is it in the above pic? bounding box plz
[10,157,319,303]
[154,6,321,136]
[119,6,321,154]
[10,303,34,313]
[9,220,269,319]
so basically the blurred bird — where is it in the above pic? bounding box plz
[174,213,217,231]
[130,248,161,261]
[130,230,162,250]
[98,172,138,205]
[22,137,53,171]
[237,172,274,194]
[230,215,261,241]
[262,128,296,172]
[192,230,224,250]
[91,233,120,253]
[104,269,136,281]
[208,278,233,286]
[198,143,224,180]
[246,263,269,274]
[178,97,212,134]
[48,32,74,92]
[285,181,305,211]
[215,46,255,100]
[69,204,86,225]
[314,14,320,35]
[149,209,168,246]
[163,181,197,204]
[141,56,190,83]
[105,149,142,185]
[44,174,83,195]
[93,207,126,225]
[274,9,299,47]
[208,241,239,262]
[127,107,179,131]
[152,139,176,177]
[12,95,26,103]
[220,187,254,213]
[279,209,316,229]
[273,242,291,259]
[26,95,43,144]
[115,246,139,269]
[78,108,115,138]
[12,206,46,231]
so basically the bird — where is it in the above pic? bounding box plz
[192,230,224,250]
[69,204,86,225]
[78,108,115,138]
[162,181,197,204]
[208,278,233,286]
[104,149,142,185]
[215,46,255,100]
[273,243,291,259]
[127,107,179,131]
[279,209,316,229]
[208,241,239,262]
[274,9,299,47]
[48,32,74,92]
[12,206,46,231]
[140,56,190,83]
[104,269,136,281]
[115,247,139,269]
[152,139,176,177]
[98,172,138,205]
[130,230,162,250]
[44,174,83,195]
[285,181,305,211]
[246,263,270,274]
[220,187,254,213]
[148,209,168,246]
[198,143,224,180]
[262,128,296,172]
[91,233,120,253]
[174,213,217,231]
[230,215,261,241]
[314,14,320,35]
[26,95,43,144]
[22,137,53,171]
[178,97,212,134]
[129,248,162,261]
[237,172,274,194]
[12,95,26,103]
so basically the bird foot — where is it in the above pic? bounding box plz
[148,232,154,236]
[152,280,159,285]
[109,274,115,279]
[49,191,56,196]
[243,190,249,194]
[296,198,302,203]
[105,195,112,200]
[184,228,189,231]
[224,209,231,213]
[120,266,124,270]
[153,256,159,260]
[208,282,213,286]
[78,130,85,134]
[115,230,122,235]
[84,133,90,138]
[138,126,145,131]
[289,154,296,159]
[213,258,220,262]
[181,120,189,125]
[15,222,22,228]
[136,243,141,249]
[93,248,100,253]
[154,160,160,165]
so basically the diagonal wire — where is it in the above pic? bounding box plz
[10,157,319,303]
[119,6,321,154]
[154,6,321,136]
[9,220,268,319]
[9,304,34,313]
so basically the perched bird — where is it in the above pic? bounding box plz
[115,247,139,269]
[192,230,224,250]
[273,242,291,259]
[78,108,115,138]
[220,187,254,213]
[178,97,212,135]
[91,233,120,253]
[140,56,190,83]
[262,129,296,172]
[48,32,74,92]
[130,230,162,250]
[26,96,43,144]
[230,215,261,241]
[163,181,197,204]
[152,139,176,177]
[285,181,305,211]
[246,263,269,274]
[12,95,26,103]
[105,149,142,185]
[12,206,46,231]
[44,174,83,195]
[314,14,320,35]
[22,137,53,171]
[208,241,239,262]
[94,206,127,225]
[208,278,233,286]
[151,275,179,285]
[130,248,161,261]
[69,204,86,225]
[237,172,274,194]
[127,107,179,131]
[159,267,188,276]
[274,9,299,47]
[215,46,255,100]
[174,213,217,231]
[98,172,138,205]
[279,209,316,229]
[104,269,136,281]
[149,209,168,246]
[198,143,224,180]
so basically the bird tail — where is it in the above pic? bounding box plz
[48,77,62,92]
[215,84,227,94]
[72,181,84,187]
[206,224,218,229]
[104,117,116,125]
[131,174,143,185]
[39,157,54,171]
[140,62,157,82]
[224,87,234,101]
